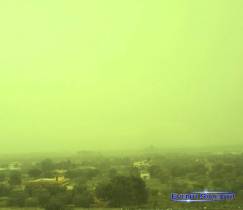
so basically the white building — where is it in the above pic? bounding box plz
[140,172,150,180]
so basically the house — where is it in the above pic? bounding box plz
[53,169,67,175]
[8,162,21,171]
[133,160,150,169]
[27,175,69,187]
[0,162,21,172]
[66,185,74,191]
[140,172,150,180]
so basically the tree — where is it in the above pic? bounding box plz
[33,188,51,207]
[0,184,10,196]
[9,191,28,207]
[55,160,73,170]
[73,192,94,207]
[96,182,112,202]
[66,168,99,180]
[45,196,65,210]
[25,197,39,207]
[9,171,22,186]
[46,185,66,196]
[0,172,6,182]
[28,168,42,178]
[129,176,149,204]
[73,183,94,207]
[108,168,118,179]
[96,176,148,207]
[40,159,55,172]
[129,167,140,177]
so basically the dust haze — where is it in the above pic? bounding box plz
[1,0,243,154]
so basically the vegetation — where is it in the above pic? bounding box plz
[0,150,242,209]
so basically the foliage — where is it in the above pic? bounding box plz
[96,175,148,207]
[8,171,22,186]
[28,168,42,178]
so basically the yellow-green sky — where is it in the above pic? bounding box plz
[0,0,243,153]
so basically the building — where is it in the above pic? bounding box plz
[133,160,150,169]
[27,175,69,187]
[0,162,22,172]
[8,162,21,171]
[140,171,150,180]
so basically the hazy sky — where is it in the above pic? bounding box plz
[0,0,243,153]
